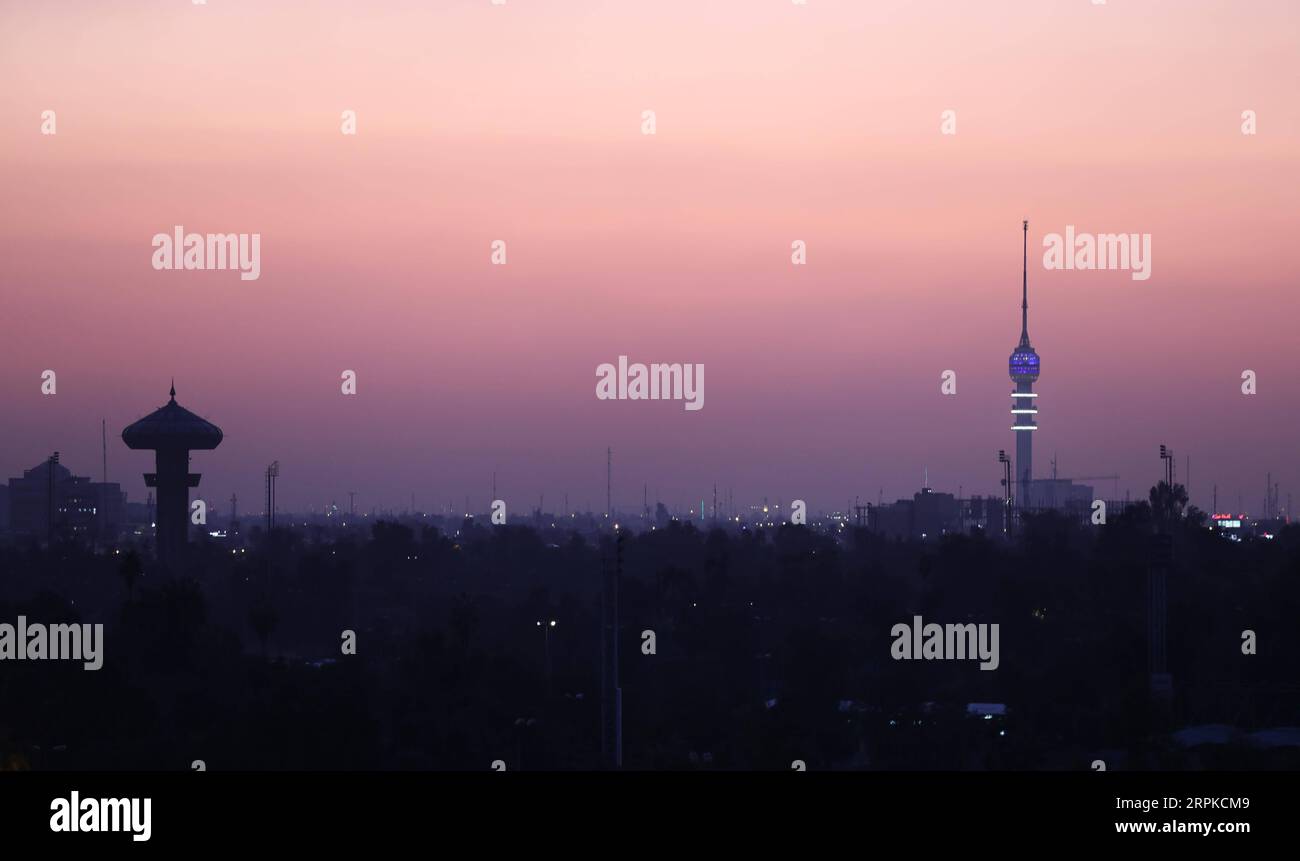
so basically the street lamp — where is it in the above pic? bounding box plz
[536,619,557,697]
[998,450,1013,534]
[513,716,537,770]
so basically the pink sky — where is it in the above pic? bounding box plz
[2,0,1298,516]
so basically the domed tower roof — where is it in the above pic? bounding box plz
[122,382,223,450]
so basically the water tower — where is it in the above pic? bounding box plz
[122,383,223,567]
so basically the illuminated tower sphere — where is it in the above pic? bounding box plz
[122,383,222,567]
[1009,220,1040,509]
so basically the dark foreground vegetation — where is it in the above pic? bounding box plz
[1,484,1297,771]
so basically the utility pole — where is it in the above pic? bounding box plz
[601,528,624,768]
[998,450,1013,535]
[1149,444,1174,703]
[265,461,279,532]
[48,451,60,545]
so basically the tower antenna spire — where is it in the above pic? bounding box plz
[1021,219,1029,343]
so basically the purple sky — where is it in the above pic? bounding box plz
[2,1,1298,517]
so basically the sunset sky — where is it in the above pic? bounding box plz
[2,0,1298,516]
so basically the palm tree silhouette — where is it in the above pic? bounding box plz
[117,550,143,605]
[1149,480,1189,526]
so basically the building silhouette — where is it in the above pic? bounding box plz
[4,456,125,541]
[869,486,961,539]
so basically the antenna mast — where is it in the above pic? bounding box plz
[1021,219,1029,342]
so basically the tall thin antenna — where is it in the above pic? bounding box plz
[1021,218,1029,342]
[606,447,612,522]
[101,419,107,483]
[265,461,279,532]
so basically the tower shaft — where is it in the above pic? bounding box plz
[1015,388,1033,507]
[147,447,199,566]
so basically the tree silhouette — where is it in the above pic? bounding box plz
[249,595,279,659]
[1149,481,1189,526]
[117,549,143,604]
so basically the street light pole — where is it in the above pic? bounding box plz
[998,450,1013,535]
[536,619,557,698]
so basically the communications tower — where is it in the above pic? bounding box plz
[1009,220,1040,508]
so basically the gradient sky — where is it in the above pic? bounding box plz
[2,0,1298,517]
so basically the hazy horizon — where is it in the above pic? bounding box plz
[3,0,1298,516]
